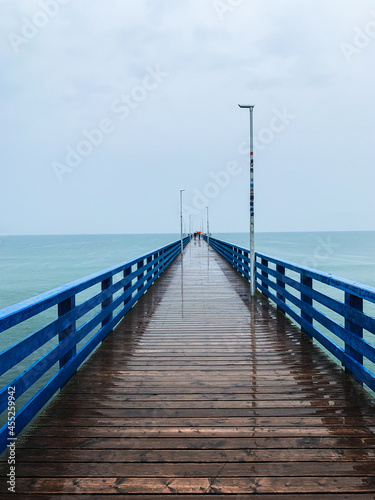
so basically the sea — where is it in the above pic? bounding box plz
[0,234,182,310]
[1,231,374,311]
[0,231,374,416]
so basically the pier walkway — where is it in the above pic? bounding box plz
[1,240,375,498]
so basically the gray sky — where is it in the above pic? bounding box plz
[1,0,374,235]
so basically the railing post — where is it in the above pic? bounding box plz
[345,292,363,383]
[301,274,313,338]
[152,252,158,279]
[161,249,166,273]
[245,252,250,281]
[58,296,76,369]
[123,267,131,306]
[276,264,286,313]
[242,250,246,278]
[147,256,153,283]
[261,258,269,291]
[101,277,113,328]
[157,250,162,275]
[237,249,242,275]
[137,260,144,292]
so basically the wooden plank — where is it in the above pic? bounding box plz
[2,496,374,500]
[3,461,375,478]
[6,447,375,463]
[28,426,374,438]
[32,416,375,427]
[39,407,375,418]
[59,384,371,395]
[48,399,372,409]
[2,476,375,495]
[11,436,375,450]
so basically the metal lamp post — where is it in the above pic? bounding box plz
[238,104,255,296]
[180,189,185,255]
[206,206,210,245]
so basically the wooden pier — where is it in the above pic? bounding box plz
[1,240,375,498]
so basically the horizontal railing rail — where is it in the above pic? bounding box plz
[204,235,375,395]
[0,236,190,454]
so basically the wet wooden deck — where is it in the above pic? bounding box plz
[1,240,375,498]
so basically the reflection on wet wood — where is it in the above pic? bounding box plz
[1,241,375,497]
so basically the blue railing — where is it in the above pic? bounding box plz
[0,236,190,454]
[204,235,375,394]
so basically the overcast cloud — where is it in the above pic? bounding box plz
[1,0,374,235]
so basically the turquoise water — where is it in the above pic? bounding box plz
[0,234,180,310]
[1,232,374,312]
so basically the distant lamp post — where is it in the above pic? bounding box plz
[206,206,210,245]
[239,104,255,296]
[180,189,185,255]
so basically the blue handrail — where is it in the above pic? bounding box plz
[0,236,190,454]
[204,235,375,395]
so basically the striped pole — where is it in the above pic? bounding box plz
[239,105,255,296]
[180,190,184,255]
